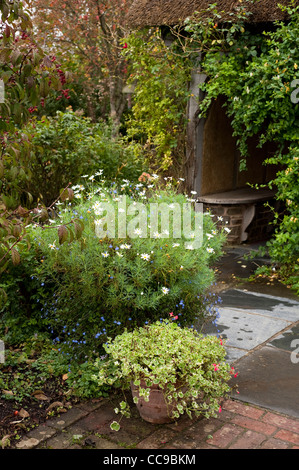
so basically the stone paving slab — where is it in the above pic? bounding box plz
[211,288,299,418]
[220,289,299,322]
[215,306,291,356]
[230,345,299,418]
[202,288,299,362]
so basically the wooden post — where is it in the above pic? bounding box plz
[185,61,206,194]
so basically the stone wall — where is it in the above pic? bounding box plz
[246,199,282,243]
[203,199,278,245]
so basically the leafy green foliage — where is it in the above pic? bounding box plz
[18,109,145,206]
[266,147,299,290]
[0,336,111,405]
[124,29,192,174]
[0,338,65,403]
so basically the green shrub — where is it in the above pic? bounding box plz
[265,146,299,293]
[0,248,53,345]
[19,109,145,206]
[124,29,192,174]
[1,177,226,361]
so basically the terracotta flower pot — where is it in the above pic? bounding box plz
[130,379,186,424]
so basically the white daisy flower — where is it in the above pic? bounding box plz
[207,247,215,254]
[162,287,169,295]
[173,243,180,247]
[102,252,109,258]
[140,253,150,261]
[48,241,56,250]
[134,228,142,236]
[94,207,104,215]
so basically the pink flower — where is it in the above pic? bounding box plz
[213,363,219,371]
[219,406,222,413]
[169,312,178,320]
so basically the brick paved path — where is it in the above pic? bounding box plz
[14,398,299,450]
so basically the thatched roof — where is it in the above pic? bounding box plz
[126,0,298,27]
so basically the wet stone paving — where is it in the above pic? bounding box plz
[206,288,299,419]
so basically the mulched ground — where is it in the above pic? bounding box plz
[0,379,78,448]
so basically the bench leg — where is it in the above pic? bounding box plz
[241,204,256,242]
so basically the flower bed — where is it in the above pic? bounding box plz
[1,174,226,360]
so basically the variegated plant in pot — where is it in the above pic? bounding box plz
[92,319,236,431]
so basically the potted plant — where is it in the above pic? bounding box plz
[92,318,236,431]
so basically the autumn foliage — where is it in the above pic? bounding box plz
[31,0,133,124]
